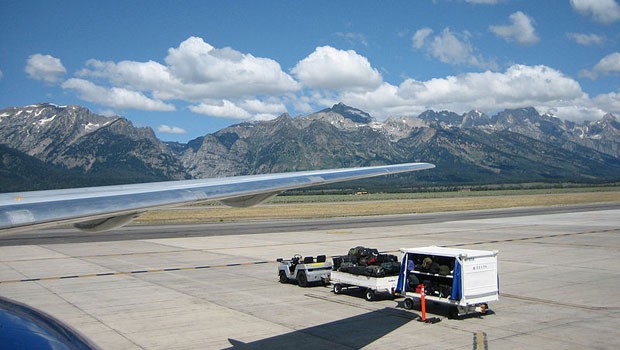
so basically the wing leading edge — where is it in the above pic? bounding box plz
[0,162,434,234]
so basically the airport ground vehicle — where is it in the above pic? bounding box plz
[330,270,399,301]
[277,254,332,287]
[397,246,499,318]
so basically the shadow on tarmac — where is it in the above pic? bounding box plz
[226,307,417,349]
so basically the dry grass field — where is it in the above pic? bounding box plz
[134,189,620,225]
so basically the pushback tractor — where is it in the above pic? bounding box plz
[277,254,332,287]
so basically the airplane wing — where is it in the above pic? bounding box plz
[0,162,434,234]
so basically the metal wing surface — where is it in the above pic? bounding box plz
[0,162,434,234]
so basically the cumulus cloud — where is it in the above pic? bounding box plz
[567,32,605,46]
[38,35,619,123]
[158,125,187,134]
[164,37,298,97]
[61,78,175,111]
[580,52,620,79]
[77,59,173,93]
[238,99,286,115]
[570,0,620,24]
[593,92,620,114]
[490,12,539,45]
[328,64,599,121]
[189,100,252,119]
[291,46,383,90]
[25,54,67,84]
[77,37,299,102]
[413,28,496,69]
[412,28,433,49]
[67,37,299,118]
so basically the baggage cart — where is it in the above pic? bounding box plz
[396,246,498,318]
[330,270,398,301]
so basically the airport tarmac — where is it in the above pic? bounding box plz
[1,205,620,349]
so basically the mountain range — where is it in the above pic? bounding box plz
[1,102,619,192]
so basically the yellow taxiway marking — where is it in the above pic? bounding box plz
[327,231,353,234]
[473,331,488,350]
[0,260,273,284]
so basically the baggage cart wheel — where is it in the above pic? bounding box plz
[333,283,343,294]
[404,298,415,310]
[297,271,308,287]
[279,271,288,284]
[364,289,375,302]
[448,306,459,319]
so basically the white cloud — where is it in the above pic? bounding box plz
[593,92,620,114]
[66,37,300,116]
[490,11,539,45]
[329,64,597,121]
[570,0,620,24]
[98,109,118,117]
[77,37,299,103]
[158,125,187,134]
[61,78,175,111]
[187,98,286,121]
[189,100,252,119]
[164,37,299,98]
[335,32,368,47]
[25,54,67,84]
[291,46,383,91]
[39,35,619,124]
[413,28,496,69]
[412,28,433,49]
[78,59,174,93]
[429,29,477,65]
[238,99,286,115]
[252,113,280,121]
[580,52,620,79]
[0,69,3,79]
[567,32,605,46]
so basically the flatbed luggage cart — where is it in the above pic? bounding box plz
[330,270,398,301]
[396,246,499,318]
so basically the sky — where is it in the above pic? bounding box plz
[1,0,619,143]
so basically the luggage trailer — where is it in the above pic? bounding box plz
[330,270,399,301]
[397,246,499,318]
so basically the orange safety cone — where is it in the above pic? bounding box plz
[416,284,441,324]
[420,284,426,321]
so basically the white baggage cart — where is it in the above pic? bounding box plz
[330,270,398,301]
[397,246,498,318]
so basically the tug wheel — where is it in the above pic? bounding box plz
[297,271,308,287]
[279,271,288,283]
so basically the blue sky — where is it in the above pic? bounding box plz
[1,0,619,142]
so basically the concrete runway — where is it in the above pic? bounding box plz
[1,204,620,349]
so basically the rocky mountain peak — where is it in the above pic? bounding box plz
[418,110,463,127]
[327,102,373,124]
[2,102,620,192]
[303,102,374,130]
[601,113,618,125]
[461,110,491,128]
